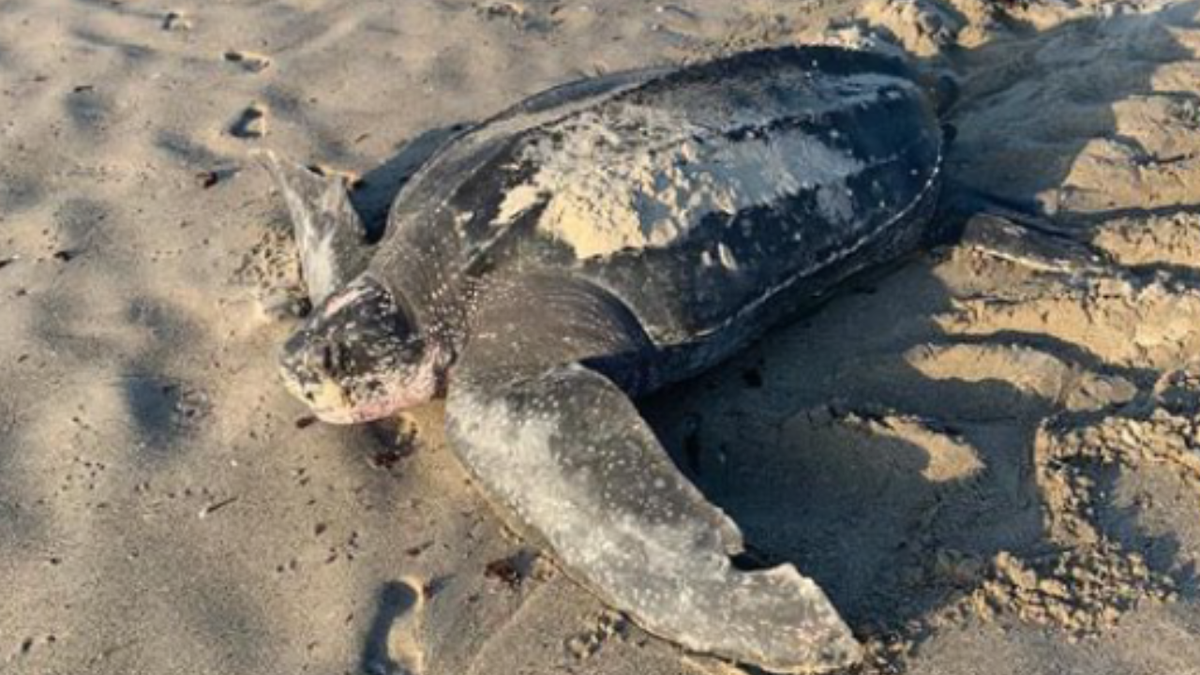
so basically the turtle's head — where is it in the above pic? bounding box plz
[280,276,442,424]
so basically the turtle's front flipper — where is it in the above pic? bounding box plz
[444,277,860,674]
[259,152,373,304]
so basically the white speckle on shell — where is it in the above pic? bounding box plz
[717,242,738,271]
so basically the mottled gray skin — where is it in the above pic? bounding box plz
[267,46,943,673]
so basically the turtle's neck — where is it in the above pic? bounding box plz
[367,256,479,387]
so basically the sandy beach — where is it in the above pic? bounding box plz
[3,0,1200,673]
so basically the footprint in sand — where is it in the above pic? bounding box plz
[229,104,267,139]
[14,634,57,659]
[361,579,425,675]
[474,1,559,32]
[223,51,271,73]
[161,11,192,32]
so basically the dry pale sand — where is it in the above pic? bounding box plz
[3,0,1200,673]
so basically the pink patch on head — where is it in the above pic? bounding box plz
[322,284,370,318]
[347,345,444,423]
[350,396,405,423]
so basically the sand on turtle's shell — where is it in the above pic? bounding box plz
[491,71,915,259]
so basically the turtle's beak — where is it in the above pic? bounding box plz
[280,371,358,424]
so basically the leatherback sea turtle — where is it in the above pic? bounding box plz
[264,46,951,673]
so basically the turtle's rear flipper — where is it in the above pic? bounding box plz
[258,151,373,304]
[959,212,1112,276]
[935,181,1112,275]
[445,276,861,674]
